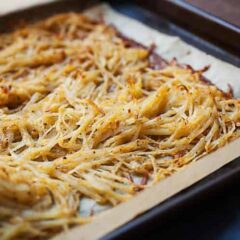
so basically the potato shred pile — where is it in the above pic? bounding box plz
[0,13,240,240]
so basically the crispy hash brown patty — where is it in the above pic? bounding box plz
[0,13,240,240]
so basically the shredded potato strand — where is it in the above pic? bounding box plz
[0,13,239,240]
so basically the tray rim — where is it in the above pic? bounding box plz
[173,0,240,32]
[135,0,240,57]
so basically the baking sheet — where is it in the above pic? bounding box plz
[1,2,240,240]
[51,4,240,240]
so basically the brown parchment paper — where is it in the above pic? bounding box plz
[1,2,240,239]
[53,138,240,240]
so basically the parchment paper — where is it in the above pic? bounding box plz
[53,138,240,240]
[85,4,240,97]
[0,0,57,15]
[1,2,240,240]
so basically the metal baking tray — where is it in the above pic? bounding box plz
[0,0,239,239]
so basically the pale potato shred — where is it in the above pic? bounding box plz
[0,13,240,240]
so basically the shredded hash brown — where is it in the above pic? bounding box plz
[0,13,240,240]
